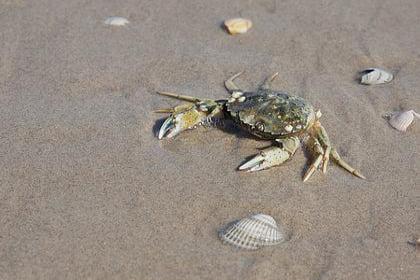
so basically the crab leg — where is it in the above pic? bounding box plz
[260,72,279,90]
[225,71,244,93]
[156,91,201,103]
[239,137,300,172]
[154,108,175,113]
[330,148,366,179]
[303,138,325,182]
[314,123,331,174]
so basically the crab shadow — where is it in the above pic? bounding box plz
[300,144,314,178]
[217,120,255,139]
[152,117,166,137]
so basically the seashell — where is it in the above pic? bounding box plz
[224,18,252,35]
[360,68,393,85]
[408,237,420,248]
[231,91,243,98]
[104,16,129,26]
[219,213,285,250]
[385,110,420,132]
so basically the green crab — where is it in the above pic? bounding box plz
[155,72,365,182]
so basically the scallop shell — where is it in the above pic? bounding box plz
[224,18,252,35]
[104,16,129,26]
[386,110,420,132]
[360,68,393,85]
[219,213,285,250]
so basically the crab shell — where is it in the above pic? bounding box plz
[226,90,316,139]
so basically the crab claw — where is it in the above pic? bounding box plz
[239,137,300,172]
[238,147,292,172]
[157,104,209,139]
[158,116,179,139]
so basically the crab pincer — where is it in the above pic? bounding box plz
[239,137,300,172]
[155,92,224,139]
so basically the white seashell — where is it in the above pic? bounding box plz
[237,96,246,102]
[385,110,420,132]
[224,18,252,35]
[284,124,293,132]
[104,16,129,26]
[231,91,243,98]
[360,68,393,85]
[219,213,285,250]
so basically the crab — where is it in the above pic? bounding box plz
[155,72,365,182]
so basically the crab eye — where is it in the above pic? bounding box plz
[256,122,265,131]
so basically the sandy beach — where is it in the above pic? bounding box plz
[1,0,419,279]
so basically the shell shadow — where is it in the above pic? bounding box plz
[219,21,228,34]
[354,69,374,84]
[217,220,239,237]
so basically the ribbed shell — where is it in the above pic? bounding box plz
[219,214,285,250]
[360,68,393,85]
[387,110,420,132]
[226,90,315,139]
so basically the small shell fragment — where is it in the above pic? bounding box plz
[360,68,393,85]
[284,124,293,132]
[224,18,252,35]
[385,110,420,132]
[104,16,129,26]
[408,237,420,248]
[231,91,243,98]
[219,213,285,250]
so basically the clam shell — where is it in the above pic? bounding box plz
[219,213,285,250]
[360,68,393,85]
[386,110,420,132]
[224,18,252,35]
[104,16,129,26]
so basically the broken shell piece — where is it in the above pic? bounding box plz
[231,91,243,98]
[408,237,420,248]
[219,213,285,250]
[385,110,420,132]
[284,124,293,132]
[360,68,393,85]
[224,18,252,35]
[104,16,129,26]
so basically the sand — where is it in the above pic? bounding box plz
[0,0,419,279]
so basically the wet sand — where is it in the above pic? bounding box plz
[1,0,419,279]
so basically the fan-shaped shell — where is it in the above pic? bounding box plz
[219,213,285,250]
[360,68,393,85]
[224,18,252,35]
[386,110,420,132]
[104,16,129,26]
